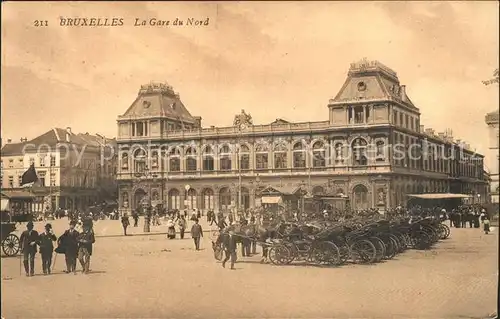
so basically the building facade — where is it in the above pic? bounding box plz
[116,60,487,214]
[485,110,499,203]
[1,128,117,212]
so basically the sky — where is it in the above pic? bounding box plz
[1,1,498,166]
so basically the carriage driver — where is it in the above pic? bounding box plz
[19,221,39,277]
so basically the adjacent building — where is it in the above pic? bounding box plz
[116,60,487,214]
[485,110,499,203]
[1,128,117,212]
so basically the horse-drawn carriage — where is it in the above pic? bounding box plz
[1,219,20,256]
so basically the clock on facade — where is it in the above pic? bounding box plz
[357,81,366,91]
[143,100,151,108]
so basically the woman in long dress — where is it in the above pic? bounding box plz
[166,219,176,239]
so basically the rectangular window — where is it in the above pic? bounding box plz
[18,175,22,187]
[240,154,250,170]
[8,176,14,188]
[399,113,404,126]
[274,153,287,169]
[39,171,46,186]
[50,156,56,167]
[405,115,409,129]
[186,157,197,172]
[39,155,46,167]
[9,159,13,168]
[50,172,56,186]
[293,152,306,168]
[19,158,24,166]
[169,158,180,172]
[220,156,232,171]
[256,154,268,170]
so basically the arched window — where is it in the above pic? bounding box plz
[274,142,287,169]
[168,188,180,210]
[220,145,232,171]
[352,138,368,166]
[312,141,326,167]
[352,184,369,210]
[185,146,197,172]
[169,148,180,172]
[134,149,147,173]
[293,142,306,168]
[186,188,197,209]
[202,188,214,210]
[121,152,129,170]
[239,144,250,170]
[219,187,232,210]
[203,146,214,171]
[255,142,269,170]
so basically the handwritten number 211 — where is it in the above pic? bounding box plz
[33,20,48,27]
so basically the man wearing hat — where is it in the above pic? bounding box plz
[78,218,95,274]
[221,230,237,270]
[58,220,80,274]
[19,221,39,276]
[38,223,57,275]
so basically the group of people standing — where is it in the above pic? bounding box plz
[19,219,96,277]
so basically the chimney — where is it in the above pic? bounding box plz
[66,127,72,134]
[400,85,407,101]
[456,139,462,146]
[7,138,12,143]
[438,132,445,139]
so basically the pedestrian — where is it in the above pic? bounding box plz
[19,221,39,277]
[132,210,139,227]
[228,213,233,225]
[121,214,130,236]
[483,216,491,234]
[38,223,57,275]
[480,209,486,224]
[166,218,176,239]
[58,220,80,274]
[222,231,237,270]
[178,215,186,239]
[197,209,201,220]
[78,220,95,274]
[191,218,203,250]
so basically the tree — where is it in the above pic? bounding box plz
[482,68,499,85]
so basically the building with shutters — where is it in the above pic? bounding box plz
[116,60,487,215]
[1,128,117,212]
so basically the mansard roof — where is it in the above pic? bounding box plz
[331,59,417,110]
[1,142,27,156]
[119,82,197,123]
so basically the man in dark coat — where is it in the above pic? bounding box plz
[132,210,139,227]
[38,223,57,275]
[58,220,80,274]
[78,220,96,274]
[190,219,203,250]
[221,231,237,270]
[19,221,39,276]
[121,214,130,236]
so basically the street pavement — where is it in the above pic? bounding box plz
[1,222,497,318]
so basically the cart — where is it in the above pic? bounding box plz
[1,222,20,256]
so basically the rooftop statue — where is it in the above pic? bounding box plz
[233,109,253,130]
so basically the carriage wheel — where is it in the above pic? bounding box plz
[349,239,377,264]
[369,237,385,262]
[269,244,292,265]
[310,241,340,266]
[2,234,20,256]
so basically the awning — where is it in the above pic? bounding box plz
[1,190,36,199]
[261,196,283,204]
[407,193,473,199]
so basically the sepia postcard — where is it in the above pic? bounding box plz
[1,1,498,318]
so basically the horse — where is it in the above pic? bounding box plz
[213,221,285,263]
